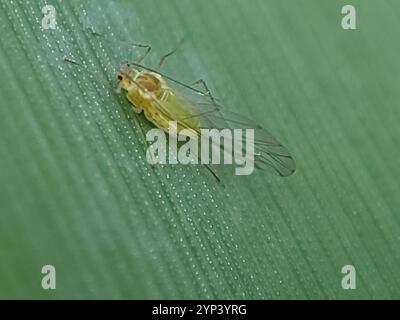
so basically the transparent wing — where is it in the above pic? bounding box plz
[131,63,296,177]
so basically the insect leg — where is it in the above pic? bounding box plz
[85,28,152,64]
[204,164,222,184]
[64,57,81,66]
[157,38,184,69]
[131,44,152,64]
[189,79,216,103]
[157,50,175,70]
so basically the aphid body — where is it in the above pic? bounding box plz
[116,62,296,177]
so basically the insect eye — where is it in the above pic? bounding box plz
[117,75,123,81]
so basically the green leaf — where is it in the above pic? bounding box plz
[1,0,399,299]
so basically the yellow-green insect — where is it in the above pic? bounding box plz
[115,60,296,177]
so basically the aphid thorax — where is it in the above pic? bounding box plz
[116,62,165,100]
